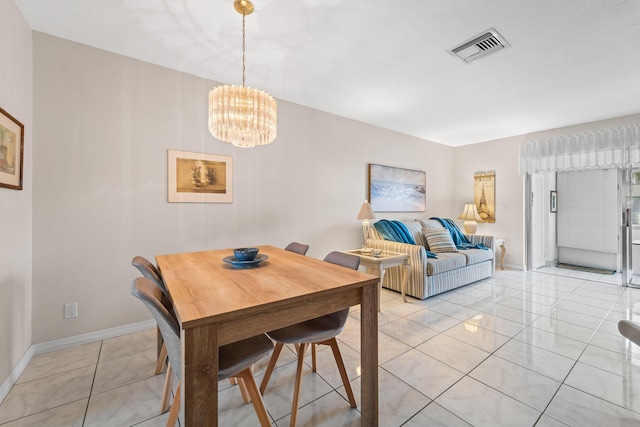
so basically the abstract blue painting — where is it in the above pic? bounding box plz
[368,164,426,212]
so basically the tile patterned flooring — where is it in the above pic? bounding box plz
[2,267,640,426]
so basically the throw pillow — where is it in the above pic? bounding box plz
[423,228,458,253]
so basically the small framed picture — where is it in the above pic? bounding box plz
[550,191,557,213]
[167,149,233,203]
[0,107,25,190]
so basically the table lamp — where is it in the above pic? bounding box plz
[357,200,376,249]
[458,203,483,234]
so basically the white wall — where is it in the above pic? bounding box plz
[0,0,33,392]
[31,33,454,343]
[452,136,525,269]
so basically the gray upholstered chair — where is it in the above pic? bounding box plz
[132,256,168,296]
[259,251,359,426]
[132,256,170,380]
[285,242,310,255]
[618,320,640,346]
[131,277,274,427]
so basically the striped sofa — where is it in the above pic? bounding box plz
[367,219,495,299]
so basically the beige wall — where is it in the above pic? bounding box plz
[452,136,526,269]
[0,0,33,391]
[31,33,454,343]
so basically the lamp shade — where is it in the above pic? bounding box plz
[357,201,375,220]
[458,203,483,234]
[458,203,483,221]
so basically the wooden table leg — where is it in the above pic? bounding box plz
[401,264,410,303]
[361,284,378,426]
[500,243,506,270]
[182,324,219,426]
[377,267,385,312]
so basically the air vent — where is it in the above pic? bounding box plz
[449,28,510,63]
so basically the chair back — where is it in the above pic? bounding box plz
[322,251,360,327]
[285,242,310,255]
[619,320,640,346]
[131,277,182,378]
[324,251,360,270]
[132,256,169,296]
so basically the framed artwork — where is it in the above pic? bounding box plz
[473,171,495,223]
[550,190,557,213]
[368,164,426,212]
[167,149,233,203]
[0,107,25,190]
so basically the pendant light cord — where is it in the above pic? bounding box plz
[242,13,246,87]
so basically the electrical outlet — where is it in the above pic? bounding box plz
[64,303,78,319]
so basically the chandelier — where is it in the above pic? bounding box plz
[208,0,277,148]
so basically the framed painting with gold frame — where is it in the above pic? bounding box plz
[0,107,25,190]
[473,170,495,223]
[167,149,233,203]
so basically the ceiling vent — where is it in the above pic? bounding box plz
[449,28,510,63]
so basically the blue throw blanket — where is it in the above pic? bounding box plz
[430,217,488,251]
[374,220,416,244]
[374,220,438,258]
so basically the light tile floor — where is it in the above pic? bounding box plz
[3,267,640,426]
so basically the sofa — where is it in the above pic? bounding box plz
[366,219,495,299]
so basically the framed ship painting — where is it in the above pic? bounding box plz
[368,164,426,212]
[168,150,232,203]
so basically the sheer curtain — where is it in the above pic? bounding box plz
[519,124,640,174]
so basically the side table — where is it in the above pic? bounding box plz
[495,238,506,270]
[342,249,411,310]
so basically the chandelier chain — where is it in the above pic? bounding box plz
[241,13,246,87]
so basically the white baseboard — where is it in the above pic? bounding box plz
[0,319,156,404]
[32,319,156,355]
[0,346,33,404]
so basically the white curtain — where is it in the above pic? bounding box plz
[519,124,640,174]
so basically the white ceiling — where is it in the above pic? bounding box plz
[15,0,640,146]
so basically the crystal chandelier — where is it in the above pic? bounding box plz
[208,0,277,148]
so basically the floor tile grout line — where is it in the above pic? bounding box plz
[81,339,103,427]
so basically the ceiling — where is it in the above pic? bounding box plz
[14,0,640,146]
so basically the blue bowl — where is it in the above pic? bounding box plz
[234,247,259,262]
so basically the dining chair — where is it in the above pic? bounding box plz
[132,256,167,295]
[131,277,274,427]
[285,242,310,255]
[619,320,640,346]
[132,256,170,376]
[259,251,359,426]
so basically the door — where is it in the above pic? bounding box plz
[531,173,545,269]
[557,169,618,272]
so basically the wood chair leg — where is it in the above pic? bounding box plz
[327,338,357,408]
[160,363,173,414]
[290,342,308,427]
[236,368,271,427]
[236,376,252,404]
[311,343,317,372]
[166,381,180,427]
[260,341,284,395]
[155,343,168,375]
[229,377,238,385]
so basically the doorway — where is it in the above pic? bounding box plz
[556,169,618,272]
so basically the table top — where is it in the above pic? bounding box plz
[156,245,378,330]
[343,249,408,262]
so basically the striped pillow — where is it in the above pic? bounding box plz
[423,228,458,253]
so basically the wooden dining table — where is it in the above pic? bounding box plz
[156,245,380,426]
